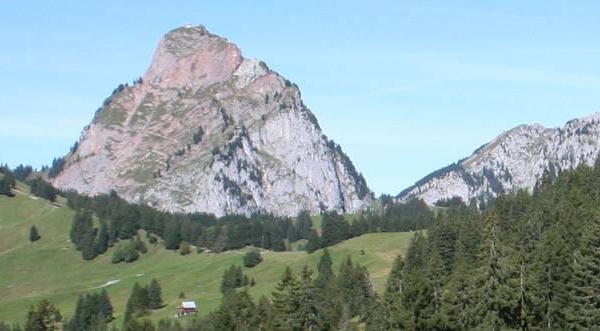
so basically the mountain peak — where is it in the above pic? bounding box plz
[143,25,243,90]
[52,25,369,217]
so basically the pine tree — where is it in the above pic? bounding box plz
[88,312,107,331]
[337,256,374,320]
[147,279,163,310]
[271,267,302,330]
[314,248,334,289]
[565,219,600,329]
[95,221,109,255]
[385,255,405,298]
[270,225,286,252]
[24,299,62,331]
[65,295,84,331]
[29,226,41,243]
[532,227,570,330]
[98,289,113,322]
[296,211,313,239]
[253,295,272,331]
[424,248,446,328]
[298,266,319,330]
[124,283,149,325]
[107,220,117,247]
[70,210,93,249]
[401,233,434,330]
[81,228,98,261]
[0,172,15,197]
[313,248,339,329]
[163,220,180,250]
[470,212,516,331]
[305,230,321,253]
[320,212,349,247]
[213,290,257,331]
[221,265,247,294]
[375,255,406,330]
[441,246,476,330]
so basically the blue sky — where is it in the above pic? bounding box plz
[1,1,599,195]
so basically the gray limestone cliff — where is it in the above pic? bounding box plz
[398,112,600,206]
[52,26,369,216]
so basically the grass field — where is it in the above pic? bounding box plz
[0,186,414,326]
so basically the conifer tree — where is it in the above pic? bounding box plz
[372,255,406,330]
[147,279,163,310]
[441,246,476,330]
[296,211,313,239]
[70,210,93,249]
[271,267,301,330]
[337,256,374,320]
[88,313,107,331]
[163,220,180,250]
[298,266,319,330]
[107,220,117,247]
[124,283,149,325]
[385,255,405,298]
[424,248,446,328]
[65,295,84,331]
[314,248,334,289]
[532,227,570,330]
[29,226,40,243]
[305,230,321,253]
[221,265,247,294]
[401,233,434,330]
[471,212,515,331]
[213,290,256,331]
[95,221,109,255]
[320,212,349,247]
[81,228,98,261]
[0,171,15,197]
[24,299,61,331]
[565,219,600,329]
[98,289,113,322]
[253,296,272,331]
[313,248,339,329]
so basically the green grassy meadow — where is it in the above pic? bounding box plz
[0,186,414,326]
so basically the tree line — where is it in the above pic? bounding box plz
[2,162,435,261]
[63,188,434,261]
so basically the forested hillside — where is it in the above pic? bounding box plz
[6,158,600,330]
[179,156,600,330]
[367,160,600,330]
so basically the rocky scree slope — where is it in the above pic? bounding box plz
[398,112,600,206]
[52,26,369,216]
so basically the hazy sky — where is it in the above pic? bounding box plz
[1,1,599,195]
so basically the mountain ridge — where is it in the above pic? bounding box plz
[398,111,600,206]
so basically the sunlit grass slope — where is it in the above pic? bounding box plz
[0,186,413,325]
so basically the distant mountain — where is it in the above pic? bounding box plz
[52,25,369,216]
[398,112,600,206]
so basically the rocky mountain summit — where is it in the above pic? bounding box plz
[52,25,369,216]
[398,112,600,206]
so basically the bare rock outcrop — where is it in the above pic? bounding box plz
[398,112,600,207]
[53,25,370,216]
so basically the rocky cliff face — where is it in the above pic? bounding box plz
[398,112,600,206]
[53,26,369,216]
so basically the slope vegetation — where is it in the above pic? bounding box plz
[0,187,413,325]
